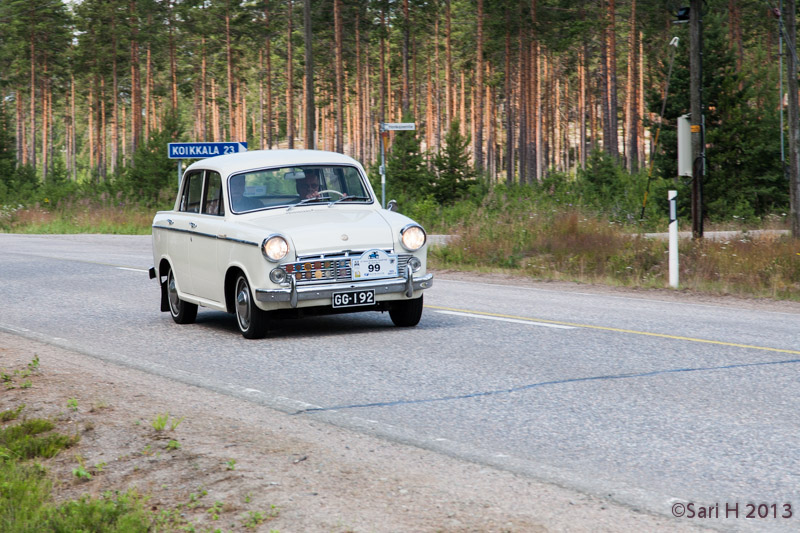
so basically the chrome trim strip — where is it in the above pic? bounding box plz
[255,273,433,306]
[152,225,259,247]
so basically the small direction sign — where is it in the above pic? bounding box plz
[381,122,416,131]
[168,142,247,159]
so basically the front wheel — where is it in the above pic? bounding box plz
[234,274,269,339]
[166,267,197,324]
[389,295,423,327]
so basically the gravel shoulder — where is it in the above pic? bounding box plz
[1,325,706,532]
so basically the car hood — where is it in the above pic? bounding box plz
[244,207,394,255]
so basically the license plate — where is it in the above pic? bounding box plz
[332,289,375,308]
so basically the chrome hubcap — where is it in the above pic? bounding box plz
[236,279,251,330]
[168,272,180,315]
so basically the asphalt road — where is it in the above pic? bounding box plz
[2,233,799,532]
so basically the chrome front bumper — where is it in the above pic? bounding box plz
[255,272,434,307]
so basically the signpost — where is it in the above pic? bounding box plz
[168,142,248,184]
[378,123,416,208]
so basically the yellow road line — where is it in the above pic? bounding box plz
[426,305,800,356]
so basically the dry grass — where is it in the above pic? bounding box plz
[681,234,800,298]
[1,199,153,235]
[431,209,800,300]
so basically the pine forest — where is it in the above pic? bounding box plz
[1,0,799,231]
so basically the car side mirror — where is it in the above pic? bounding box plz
[386,199,398,212]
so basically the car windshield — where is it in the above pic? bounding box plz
[228,165,372,213]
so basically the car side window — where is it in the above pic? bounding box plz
[179,171,204,213]
[203,171,224,216]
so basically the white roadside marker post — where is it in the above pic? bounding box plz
[669,190,679,288]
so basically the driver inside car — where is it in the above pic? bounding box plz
[296,169,323,199]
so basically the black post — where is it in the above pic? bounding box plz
[690,0,704,238]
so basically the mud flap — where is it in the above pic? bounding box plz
[160,278,170,312]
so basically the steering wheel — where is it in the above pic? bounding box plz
[317,189,344,199]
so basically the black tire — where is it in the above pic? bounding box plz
[234,274,269,339]
[166,267,198,324]
[389,295,424,327]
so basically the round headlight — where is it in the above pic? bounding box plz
[400,224,426,251]
[262,235,289,262]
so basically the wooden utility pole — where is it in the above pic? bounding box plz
[690,0,704,238]
[787,0,800,237]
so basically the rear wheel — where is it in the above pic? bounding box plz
[166,267,197,324]
[389,295,423,327]
[234,274,269,339]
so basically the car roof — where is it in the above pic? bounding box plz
[184,149,363,178]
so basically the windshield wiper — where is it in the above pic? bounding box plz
[329,195,371,207]
[287,196,333,211]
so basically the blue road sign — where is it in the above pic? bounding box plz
[168,142,247,159]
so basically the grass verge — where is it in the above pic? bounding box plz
[429,208,800,300]
[3,198,799,300]
[1,364,154,532]
[1,357,280,532]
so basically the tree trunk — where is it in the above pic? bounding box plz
[144,16,152,140]
[201,37,207,141]
[211,79,220,142]
[474,0,484,171]
[88,84,94,172]
[504,24,514,184]
[286,0,294,148]
[41,55,49,182]
[29,34,36,170]
[638,32,645,169]
[402,0,410,114]
[99,76,106,181]
[380,8,386,123]
[460,71,466,137]
[226,1,235,141]
[531,40,540,181]
[579,42,587,170]
[169,0,178,112]
[518,25,527,185]
[16,87,24,165]
[605,0,619,159]
[387,64,393,122]
[445,0,453,129]
[129,0,141,156]
[434,14,441,152]
[332,0,342,151]
[264,2,273,149]
[305,0,316,149]
[625,0,639,172]
[355,16,363,160]
[71,75,77,179]
[111,15,118,175]
[426,56,433,150]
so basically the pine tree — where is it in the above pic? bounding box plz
[386,113,431,200]
[648,9,786,221]
[432,119,475,204]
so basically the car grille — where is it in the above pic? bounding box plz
[284,252,411,284]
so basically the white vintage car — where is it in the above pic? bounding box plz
[149,149,433,338]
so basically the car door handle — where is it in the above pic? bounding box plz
[189,222,197,229]
[166,219,174,225]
